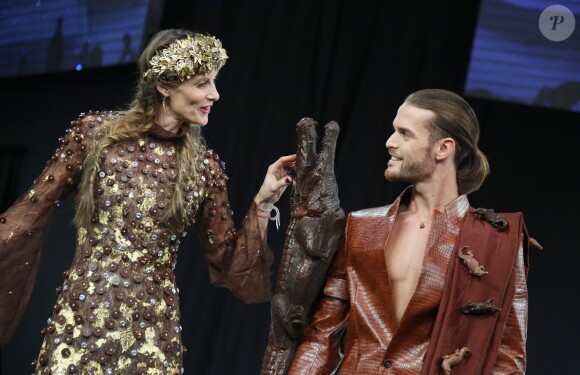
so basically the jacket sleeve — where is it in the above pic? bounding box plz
[492,240,528,374]
[193,150,274,304]
[0,112,98,343]
[288,216,351,374]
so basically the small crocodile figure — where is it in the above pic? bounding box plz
[461,298,502,315]
[458,246,489,277]
[472,208,508,231]
[441,347,471,375]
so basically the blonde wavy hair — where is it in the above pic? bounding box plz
[74,29,212,228]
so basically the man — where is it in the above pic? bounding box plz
[288,89,532,374]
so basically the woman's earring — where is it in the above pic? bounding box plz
[162,96,169,112]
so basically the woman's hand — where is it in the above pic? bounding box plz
[254,154,296,210]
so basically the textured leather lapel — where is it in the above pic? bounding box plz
[387,194,470,356]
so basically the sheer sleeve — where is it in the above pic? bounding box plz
[193,150,274,304]
[0,112,99,343]
[288,218,350,375]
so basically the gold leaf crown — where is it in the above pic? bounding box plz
[143,34,228,84]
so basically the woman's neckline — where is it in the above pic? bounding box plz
[149,123,187,141]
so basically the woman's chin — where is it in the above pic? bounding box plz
[191,116,209,126]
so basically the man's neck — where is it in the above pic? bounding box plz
[407,182,460,217]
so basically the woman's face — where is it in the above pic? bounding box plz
[163,69,220,126]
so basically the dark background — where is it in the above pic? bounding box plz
[0,0,164,79]
[1,0,578,374]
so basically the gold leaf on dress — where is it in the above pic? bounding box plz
[120,329,136,353]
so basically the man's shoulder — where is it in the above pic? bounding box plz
[349,204,393,220]
[344,205,393,243]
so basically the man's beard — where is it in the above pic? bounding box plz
[384,150,435,183]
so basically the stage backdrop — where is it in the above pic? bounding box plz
[1,0,578,374]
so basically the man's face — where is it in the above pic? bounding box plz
[384,102,436,183]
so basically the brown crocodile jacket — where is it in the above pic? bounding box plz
[289,188,528,374]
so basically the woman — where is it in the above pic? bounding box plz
[0,29,294,374]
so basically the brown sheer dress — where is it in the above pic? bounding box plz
[0,112,273,374]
